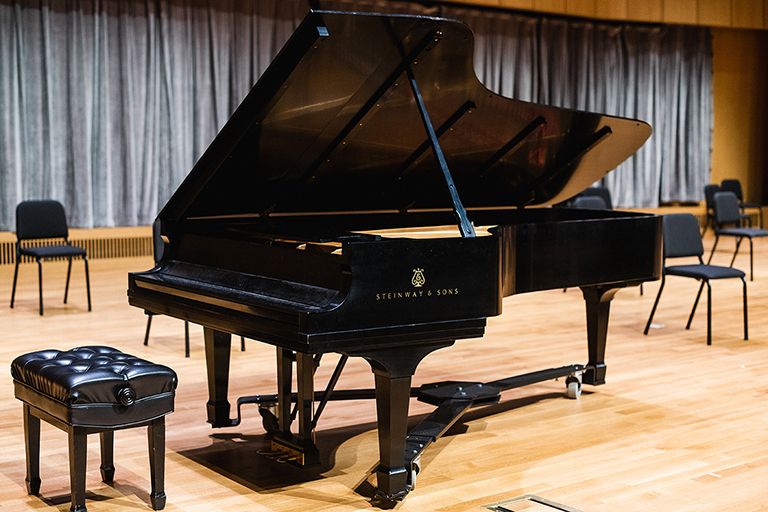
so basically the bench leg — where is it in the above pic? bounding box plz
[64,256,73,304]
[148,417,166,510]
[68,427,87,512]
[37,259,44,316]
[23,404,41,495]
[84,257,92,312]
[100,431,115,482]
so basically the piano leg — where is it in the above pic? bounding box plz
[351,341,454,501]
[580,285,621,386]
[276,348,293,433]
[296,353,316,446]
[373,373,411,499]
[270,349,321,465]
[204,327,236,427]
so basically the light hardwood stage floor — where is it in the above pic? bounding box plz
[1,236,767,512]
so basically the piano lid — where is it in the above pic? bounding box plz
[159,10,651,226]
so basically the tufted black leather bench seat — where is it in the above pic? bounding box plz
[11,346,177,512]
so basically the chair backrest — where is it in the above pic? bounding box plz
[720,179,744,201]
[713,191,742,226]
[151,218,165,263]
[663,213,704,259]
[571,195,608,210]
[704,184,720,210]
[580,187,613,210]
[15,200,69,241]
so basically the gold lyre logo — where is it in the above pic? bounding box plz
[411,268,426,288]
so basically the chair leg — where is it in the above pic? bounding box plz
[639,283,644,296]
[706,281,712,346]
[686,280,706,330]
[68,427,87,512]
[10,259,20,308]
[83,257,92,311]
[37,259,44,316]
[729,238,742,268]
[708,235,720,264]
[748,238,754,281]
[241,336,245,351]
[64,256,73,304]
[23,404,41,495]
[644,275,665,335]
[184,321,190,358]
[148,417,167,510]
[742,277,749,340]
[100,431,115,483]
[144,313,153,345]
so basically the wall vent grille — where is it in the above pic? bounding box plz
[0,236,152,265]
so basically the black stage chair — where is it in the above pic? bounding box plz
[701,184,720,236]
[10,200,91,316]
[579,186,613,209]
[144,220,245,356]
[721,178,763,228]
[570,195,608,210]
[709,191,768,281]
[644,213,747,346]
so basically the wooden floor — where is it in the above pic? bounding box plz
[1,235,768,512]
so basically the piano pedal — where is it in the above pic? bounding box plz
[256,447,303,464]
[275,454,302,464]
[269,436,320,467]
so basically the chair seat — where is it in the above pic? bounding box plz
[20,245,86,259]
[741,201,762,209]
[717,227,768,238]
[666,264,745,280]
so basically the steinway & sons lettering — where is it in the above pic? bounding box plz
[375,268,460,301]
[376,288,460,301]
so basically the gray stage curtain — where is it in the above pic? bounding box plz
[0,1,712,229]
[0,0,306,229]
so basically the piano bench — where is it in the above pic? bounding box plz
[10,346,177,512]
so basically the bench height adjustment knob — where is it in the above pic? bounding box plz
[117,386,136,407]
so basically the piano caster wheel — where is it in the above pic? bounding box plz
[565,376,581,399]
[259,406,280,434]
[407,456,421,491]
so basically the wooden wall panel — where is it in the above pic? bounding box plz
[565,0,596,17]
[498,0,534,8]
[533,0,566,13]
[625,0,663,22]
[698,0,732,26]
[448,0,768,29]
[733,0,765,28]
[594,0,627,20]
[663,0,699,24]
[710,28,768,202]
[765,0,768,27]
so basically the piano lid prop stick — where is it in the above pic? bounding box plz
[406,64,476,238]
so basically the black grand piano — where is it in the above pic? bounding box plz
[128,10,662,503]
